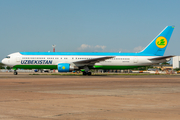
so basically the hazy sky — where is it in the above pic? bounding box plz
[1,0,180,60]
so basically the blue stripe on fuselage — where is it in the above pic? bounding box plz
[20,52,157,56]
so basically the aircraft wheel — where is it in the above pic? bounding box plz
[14,71,18,75]
[88,72,92,76]
[83,72,87,75]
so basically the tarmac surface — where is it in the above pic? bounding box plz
[0,72,180,120]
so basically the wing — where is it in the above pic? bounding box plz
[148,55,174,60]
[73,56,114,65]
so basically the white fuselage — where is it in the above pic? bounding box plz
[2,52,166,68]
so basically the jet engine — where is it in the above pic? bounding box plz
[58,63,78,72]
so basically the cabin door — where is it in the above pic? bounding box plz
[16,56,20,62]
[134,57,138,63]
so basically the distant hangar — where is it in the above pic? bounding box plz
[173,56,180,69]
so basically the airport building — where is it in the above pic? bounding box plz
[173,56,180,69]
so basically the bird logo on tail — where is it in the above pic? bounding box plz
[156,36,167,48]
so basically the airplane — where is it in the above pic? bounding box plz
[1,26,175,75]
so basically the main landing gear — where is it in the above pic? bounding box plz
[83,71,92,76]
[82,66,92,76]
[14,70,18,75]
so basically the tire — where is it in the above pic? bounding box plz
[83,72,87,75]
[14,71,18,75]
[88,72,92,76]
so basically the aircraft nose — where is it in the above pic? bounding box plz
[1,59,6,65]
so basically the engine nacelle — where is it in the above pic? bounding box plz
[58,63,78,72]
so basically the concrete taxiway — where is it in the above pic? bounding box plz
[0,72,180,120]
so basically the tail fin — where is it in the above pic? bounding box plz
[140,26,174,56]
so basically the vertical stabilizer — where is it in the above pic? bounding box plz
[140,26,174,56]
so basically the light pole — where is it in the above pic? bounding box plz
[52,45,56,73]
[52,45,56,52]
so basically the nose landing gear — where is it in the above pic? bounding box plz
[14,70,18,75]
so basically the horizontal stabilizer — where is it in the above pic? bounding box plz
[148,55,174,60]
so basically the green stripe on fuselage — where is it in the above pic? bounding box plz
[13,65,143,70]
[13,65,57,69]
[93,65,144,69]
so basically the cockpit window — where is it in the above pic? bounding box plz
[6,56,10,58]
